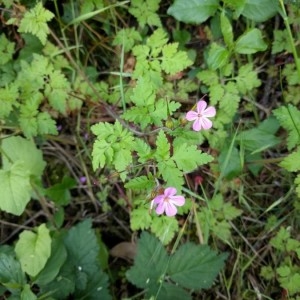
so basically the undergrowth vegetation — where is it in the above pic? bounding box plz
[0,0,300,299]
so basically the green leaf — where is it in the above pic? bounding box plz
[46,176,77,206]
[0,253,25,292]
[2,136,46,177]
[151,216,178,245]
[158,160,184,191]
[220,13,234,49]
[34,236,67,286]
[125,176,155,190]
[161,43,193,74]
[272,29,292,54]
[168,243,227,290]
[18,2,54,45]
[113,28,142,52]
[64,219,111,299]
[91,121,135,180]
[273,104,300,150]
[236,118,280,153]
[207,43,230,70]
[20,284,37,300]
[0,161,32,215]
[173,143,213,172]
[235,28,267,54]
[167,0,219,24]
[235,63,261,93]
[241,0,278,22]
[0,34,15,65]
[0,84,19,118]
[130,207,153,231]
[218,146,243,180]
[15,224,52,277]
[126,232,169,290]
[155,130,171,161]
[129,0,162,28]
[280,148,300,172]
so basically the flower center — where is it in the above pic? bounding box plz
[163,196,170,203]
[197,113,202,118]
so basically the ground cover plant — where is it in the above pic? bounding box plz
[0,0,300,299]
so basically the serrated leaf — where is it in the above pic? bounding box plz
[167,0,219,24]
[280,148,300,172]
[135,138,153,163]
[168,243,227,290]
[125,176,155,190]
[19,2,54,45]
[2,136,46,177]
[0,34,15,65]
[235,63,261,93]
[15,224,52,277]
[155,130,170,161]
[273,104,300,150]
[173,143,213,172]
[129,0,162,28]
[113,28,142,52]
[151,216,178,245]
[220,13,234,49]
[126,232,169,290]
[0,253,26,291]
[0,84,19,118]
[161,43,192,74]
[235,28,267,54]
[0,161,32,215]
[64,219,111,299]
[130,206,152,231]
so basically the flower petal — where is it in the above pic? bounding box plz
[201,117,213,130]
[203,106,216,117]
[155,202,165,215]
[192,119,202,131]
[196,100,207,114]
[153,195,164,204]
[164,187,177,197]
[186,111,198,121]
[170,195,185,206]
[164,202,177,216]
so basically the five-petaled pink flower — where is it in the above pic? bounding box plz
[186,100,216,131]
[151,187,185,217]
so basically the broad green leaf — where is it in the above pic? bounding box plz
[173,143,213,172]
[15,224,51,277]
[2,136,46,177]
[0,253,25,291]
[167,0,219,24]
[156,282,192,300]
[46,176,77,206]
[241,0,278,22]
[34,236,67,286]
[18,2,54,45]
[168,243,227,289]
[20,284,37,300]
[0,161,31,215]
[126,232,169,290]
[235,28,267,54]
[207,43,230,70]
[218,146,243,180]
[220,13,234,49]
[64,219,111,299]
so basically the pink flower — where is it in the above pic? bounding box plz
[186,100,216,131]
[151,187,185,217]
